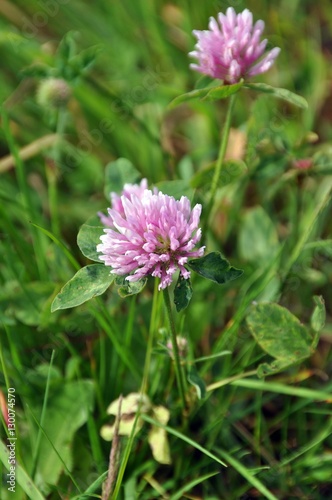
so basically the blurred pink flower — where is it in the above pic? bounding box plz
[97,189,205,290]
[189,7,280,84]
[292,158,313,170]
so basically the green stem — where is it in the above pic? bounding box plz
[47,107,67,238]
[162,287,187,410]
[141,278,159,394]
[203,94,237,235]
[32,350,55,480]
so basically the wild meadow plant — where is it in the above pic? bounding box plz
[47,7,328,499]
[1,3,332,499]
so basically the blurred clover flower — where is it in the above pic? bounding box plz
[166,336,188,359]
[36,77,71,108]
[189,7,280,84]
[97,181,204,290]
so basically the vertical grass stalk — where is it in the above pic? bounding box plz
[1,108,48,279]
[47,107,67,238]
[31,350,55,480]
[162,287,187,411]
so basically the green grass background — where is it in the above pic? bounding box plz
[1,0,332,498]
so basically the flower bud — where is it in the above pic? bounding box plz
[36,78,71,108]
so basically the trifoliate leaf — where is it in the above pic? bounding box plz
[246,303,317,377]
[115,276,147,297]
[51,265,114,311]
[77,214,105,262]
[174,275,193,312]
[188,252,243,284]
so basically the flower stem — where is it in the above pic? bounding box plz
[162,287,187,410]
[141,278,159,394]
[204,93,237,235]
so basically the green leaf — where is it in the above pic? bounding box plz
[190,159,247,189]
[156,179,194,200]
[238,206,279,264]
[56,31,78,74]
[115,275,147,297]
[170,472,221,500]
[77,215,105,262]
[68,44,103,76]
[169,81,243,109]
[20,63,51,79]
[311,295,326,333]
[216,448,278,500]
[204,80,244,101]
[51,265,114,311]
[30,381,94,493]
[194,74,217,90]
[244,83,308,109]
[104,158,141,199]
[174,275,193,312]
[0,281,54,326]
[168,87,214,109]
[246,303,315,377]
[142,414,227,467]
[187,366,206,399]
[188,252,243,285]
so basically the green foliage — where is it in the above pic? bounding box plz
[104,158,141,199]
[51,265,115,311]
[174,275,193,312]
[114,275,147,297]
[246,302,323,377]
[190,159,247,189]
[169,81,244,108]
[1,1,332,499]
[77,215,105,262]
[29,380,94,493]
[156,179,194,200]
[244,83,308,109]
[311,295,326,334]
[238,207,279,263]
[187,365,206,399]
[188,252,243,284]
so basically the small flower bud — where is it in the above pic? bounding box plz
[36,78,71,108]
[166,336,188,359]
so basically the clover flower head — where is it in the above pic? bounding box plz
[36,78,71,108]
[189,7,280,84]
[97,187,205,290]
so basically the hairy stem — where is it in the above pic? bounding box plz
[162,287,187,410]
